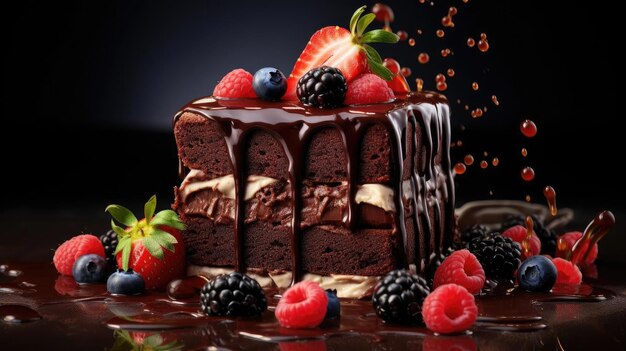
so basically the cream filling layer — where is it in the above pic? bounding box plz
[180,169,397,212]
[188,265,378,299]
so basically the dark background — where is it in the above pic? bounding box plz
[1,0,622,256]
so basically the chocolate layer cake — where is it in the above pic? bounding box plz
[172,92,454,296]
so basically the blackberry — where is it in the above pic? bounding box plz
[501,214,557,255]
[372,269,430,324]
[424,248,455,288]
[468,232,522,282]
[200,272,267,317]
[457,224,489,249]
[100,229,118,269]
[296,66,347,108]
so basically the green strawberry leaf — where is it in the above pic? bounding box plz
[144,195,157,224]
[105,204,138,227]
[152,230,177,252]
[152,210,185,230]
[368,59,395,81]
[144,334,164,347]
[363,44,382,64]
[142,236,164,260]
[362,29,400,44]
[121,239,132,271]
[356,13,376,37]
[111,220,127,238]
[350,5,366,35]
[114,235,131,255]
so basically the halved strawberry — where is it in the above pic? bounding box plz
[106,196,186,290]
[383,58,411,93]
[285,6,399,100]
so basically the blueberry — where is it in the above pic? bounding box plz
[72,254,107,284]
[517,255,557,292]
[107,269,145,295]
[252,67,287,101]
[325,289,341,319]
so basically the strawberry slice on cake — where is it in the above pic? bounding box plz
[284,6,399,100]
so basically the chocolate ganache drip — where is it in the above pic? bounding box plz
[174,92,454,282]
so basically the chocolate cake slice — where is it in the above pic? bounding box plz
[172,93,454,297]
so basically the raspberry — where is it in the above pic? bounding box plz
[422,284,478,335]
[53,235,105,276]
[559,231,598,265]
[275,281,328,328]
[433,250,485,294]
[501,225,541,259]
[344,73,395,105]
[213,69,256,98]
[552,257,582,284]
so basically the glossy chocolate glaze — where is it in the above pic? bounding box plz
[1,262,624,350]
[174,92,455,280]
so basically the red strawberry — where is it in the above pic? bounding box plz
[345,73,395,105]
[53,234,105,276]
[552,257,582,284]
[213,69,256,98]
[558,231,598,265]
[433,249,485,294]
[107,196,186,290]
[275,281,328,328]
[502,225,541,260]
[422,284,478,334]
[285,6,399,100]
[383,58,410,93]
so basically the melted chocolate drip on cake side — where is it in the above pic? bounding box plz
[174,93,454,280]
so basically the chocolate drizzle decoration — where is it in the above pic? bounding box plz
[174,92,455,281]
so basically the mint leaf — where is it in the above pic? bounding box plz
[356,13,375,37]
[105,204,138,227]
[142,236,164,260]
[362,29,400,44]
[144,195,157,223]
[350,6,366,35]
[369,59,395,81]
[144,334,163,347]
[121,240,132,271]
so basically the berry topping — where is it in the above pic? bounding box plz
[559,231,598,265]
[517,255,557,292]
[296,66,347,108]
[53,234,106,276]
[433,249,485,294]
[275,281,328,328]
[372,269,430,324]
[468,232,521,282]
[200,272,267,317]
[253,67,287,101]
[501,214,557,255]
[344,73,395,105]
[502,225,541,260]
[325,289,341,319]
[285,6,399,99]
[106,196,186,290]
[100,229,119,270]
[552,257,583,285]
[382,58,410,93]
[107,269,146,296]
[213,68,257,99]
[72,254,107,284]
[422,284,478,335]
[457,225,489,249]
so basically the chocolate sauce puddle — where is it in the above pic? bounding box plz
[0,304,42,323]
